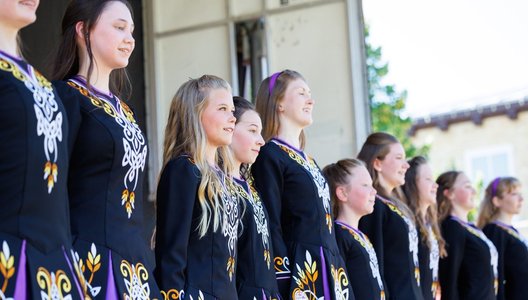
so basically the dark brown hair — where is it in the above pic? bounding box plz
[52,0,133,100]
[436,171,462,222]
[233,96,258,179]
[255,70,307,149]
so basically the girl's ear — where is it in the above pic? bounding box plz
[75,21,86,41]
[336,186,348,202]
[443,188,452,200]
[373,158,382,172]
[491,196,501,209]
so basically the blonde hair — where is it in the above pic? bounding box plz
[402,156,446,257]
[162,75,235,237]
[477,177,521,228]
[255,69,307,149]
[322,158,366,218]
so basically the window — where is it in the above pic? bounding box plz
[464,145,514,191]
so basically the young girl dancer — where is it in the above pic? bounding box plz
[231,96,280,299]
[478,177,527,300]
[437,171,498,300]
[323,159,385,300]
[0,0,84,298]
[252,70,352,300]
[155,75,239,299]
[402,156,446,300]
[357,132,423,300]
[52,0,159,297]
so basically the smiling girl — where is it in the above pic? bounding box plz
[357,132,423,300]
[478,177,527,300]
[436,171,498,300]
[402,156,446,300]
[52,0,160,298]
[155,75,240,300]
[0,0,85,298]
[251,70,351,300]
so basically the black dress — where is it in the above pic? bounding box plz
[251,139,353,300]
[439,216,498,300]
[54,77,160,299]
[335,221,385,300]
[0,50,85,299]
[358,195,423,300]
[417,224,440,300]
[233,177,281,299]
[483,221,528,300]
[155,155,240,299]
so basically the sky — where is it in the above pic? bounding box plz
[362,0,528,118]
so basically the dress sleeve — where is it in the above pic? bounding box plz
[154,157,200,296]
[53,80,82,155]
[251,145,291,295]
[358,199,386,278]
[439,219,466,300]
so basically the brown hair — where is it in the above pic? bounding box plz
[322,158,366,217]
[436,171,462,222]
[233,96,257,180]
[357,132,414,220]
[477,177,521,228]
[402,156,446,256]
[255,69,307,149]
[52,0,133,100]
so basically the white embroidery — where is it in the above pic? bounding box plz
[427,225,440,287]
[222,178,239,281]
[0,53,63,194]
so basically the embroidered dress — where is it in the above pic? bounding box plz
[358,195,423,300]
[233,177,281,300]
[54,77,159,299]
[0,50,85,299]
[439,216,497,300]
[155,156,240,299]
[483,221,528,300]
[335,221,385,300]
[417,224,440,300]
[251,139,352,300]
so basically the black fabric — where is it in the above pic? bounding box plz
[252,141,354,300]
[358,196,424,300]
[439,217,495,300]
[233,177,281,299]
[483,222,528,300]
[417,228,439,300]
[0,52,83,299]
[155,156,239,299]
[54,79,159,298]
[335,222,384,300]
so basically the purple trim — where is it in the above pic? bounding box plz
[271,138,306,159]
[71,75,115,100]
[491,177,501,198]
[335,220,365,239]
[319,247,331,299]
[277,275,291,280]
[262,288,266,300]
[13,240,27,300]
[106,252,119,300]
[268,71,283,97]
[63,247,84,299]
[0,49,24,62]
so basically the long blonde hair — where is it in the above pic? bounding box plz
[255,69,307,149]
[402,156,446,257]
[476,177,521,228]
[162,75,235,237]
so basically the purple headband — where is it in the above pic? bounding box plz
[268,71,283,97]
[491,177,501,198]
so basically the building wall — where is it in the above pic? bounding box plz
[144,0,370,195]
[412,111,528,229]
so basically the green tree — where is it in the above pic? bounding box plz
[365,25,429,158]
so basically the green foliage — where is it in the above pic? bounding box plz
[365,25,429,158]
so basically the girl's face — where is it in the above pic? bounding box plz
[279,78,314,129]
[416,163,438,208]
[231,110,265,165]
[495,185,523,216]
[0,0,39,31]
[201,88,236,148]
[340,165,377,217]
[375,143,409,190]
[82,1,135,71]
[449,173,476,211]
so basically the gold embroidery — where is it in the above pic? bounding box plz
[0,241,15,293]
[36,267,72,300]
[161,289,182,300]
[330,265,350,300]
[274,256,291,276]
[121,189,135,218]
[292,251,319,300]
